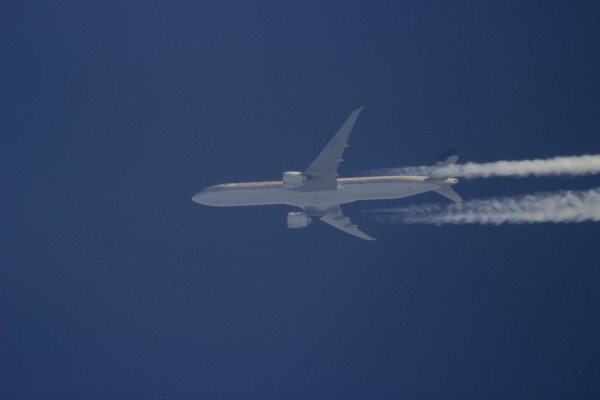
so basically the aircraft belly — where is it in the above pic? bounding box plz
[343,182,440,202]
[286,189,340,207]
[209,182,441,207]
[214,187,343,207]
[216,188,287,206]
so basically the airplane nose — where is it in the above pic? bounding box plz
[192,191,208,204]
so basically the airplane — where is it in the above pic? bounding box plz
[192,107,462,240]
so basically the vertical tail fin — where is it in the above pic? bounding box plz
[430,147,459,178]
[432,147,459,170]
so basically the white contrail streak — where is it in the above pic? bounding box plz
[368,188,600,225]
[364,154,600,179]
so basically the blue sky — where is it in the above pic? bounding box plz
[2,2,600,399]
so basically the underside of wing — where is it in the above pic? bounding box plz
[305,205,376,241]
[301,107,364,191]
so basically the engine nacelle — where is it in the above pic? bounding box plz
[282,171,306,189]
[287,212,311,229]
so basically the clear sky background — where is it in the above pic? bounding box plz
[2,2,600,399]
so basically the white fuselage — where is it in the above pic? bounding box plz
[192,175,458,207]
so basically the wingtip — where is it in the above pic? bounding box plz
[350,106,364,116]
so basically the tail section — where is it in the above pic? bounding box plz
[431,148,463,202]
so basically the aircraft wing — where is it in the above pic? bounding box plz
[305,205,376,241]
[301,107,364,191]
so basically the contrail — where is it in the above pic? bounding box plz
[363,154,600,179]
[368,188,600,225]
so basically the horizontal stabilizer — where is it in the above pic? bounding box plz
[435,186,463,202]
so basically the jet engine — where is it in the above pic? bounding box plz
[287,212,311,228]
[283,171,306,189]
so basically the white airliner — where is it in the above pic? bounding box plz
[192,107,461,240]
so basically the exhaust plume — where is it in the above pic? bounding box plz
[365,154,600,179]
[368,188,600,225]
